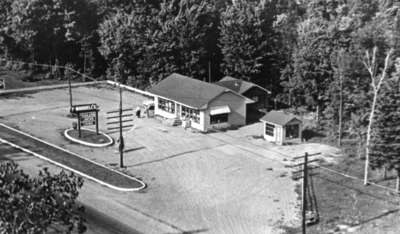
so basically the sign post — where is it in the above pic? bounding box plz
[70,103,100,138]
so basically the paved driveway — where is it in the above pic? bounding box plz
[1,86,301,234]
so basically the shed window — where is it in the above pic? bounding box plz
[210,113,228,124]
[265,123,274,136]
[158,97,175,113]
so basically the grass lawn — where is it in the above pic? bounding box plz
[289,131,400,233]
[304,158,400,234]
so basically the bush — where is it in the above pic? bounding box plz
[4,61,13,70]
[0,161,85,233]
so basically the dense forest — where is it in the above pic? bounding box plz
[0,0,400,181]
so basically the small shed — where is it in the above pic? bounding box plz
[260,111,302,145]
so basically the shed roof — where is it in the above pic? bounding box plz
[216,76,271,95]
[149,73,252,109]
[260,110,302,126]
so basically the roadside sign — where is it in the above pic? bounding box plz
[71,103,99,113]
[71,103,100,138]
[0,78,5,90]
[79,112,96,126]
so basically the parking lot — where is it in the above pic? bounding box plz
[0,84,342,233]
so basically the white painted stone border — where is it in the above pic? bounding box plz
[0,123,146,192]
[64,128,113,147]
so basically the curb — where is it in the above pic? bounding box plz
[0,123,146,192]
[64,128,114,148]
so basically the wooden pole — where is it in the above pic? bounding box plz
[78,113,81,138]
[302,152,308,234]
[95,110,99,135]
[68,74,73,110]
[119,84,124,168]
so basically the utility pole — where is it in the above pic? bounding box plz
[118,84,124,168]
[106,83,134,168]
[291,152,321,234]
[68,74,73,110]
[302,153,308,234]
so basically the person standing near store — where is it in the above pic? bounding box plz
[135,106,141,118]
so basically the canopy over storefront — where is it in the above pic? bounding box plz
[210,105,231,115]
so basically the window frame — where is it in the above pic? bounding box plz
[210,113,229,125]
[265,123,274,136]
[158,97,175,114]
[181,105,200,123]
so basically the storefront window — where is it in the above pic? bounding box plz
[210,113,228,124]
[181,106,200,123]
[265,123,274,136]
[158,97,175,113]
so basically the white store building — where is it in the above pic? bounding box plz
[149,73,254,132]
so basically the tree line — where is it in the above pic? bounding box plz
[0,0,399,188]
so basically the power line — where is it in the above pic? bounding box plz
[0,58,97,82]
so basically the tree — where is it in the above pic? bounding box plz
[149,0,216,82]
[362,47,393,185]
[280,0,351,118]
[98,7,154,84]
[79,35,95,76]
[99,0,216,87]
[370,61,400,192]
[0,0,14,58]
[9,0,97,65]
[281,16,335,116]
[0,161,85,233]
[358,4,400,184]
[219,0,274,82]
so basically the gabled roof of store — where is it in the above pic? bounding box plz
[149,73,253,109]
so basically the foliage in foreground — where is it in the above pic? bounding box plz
[0,161,85,234]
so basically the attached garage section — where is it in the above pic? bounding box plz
[215,76,271,123]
